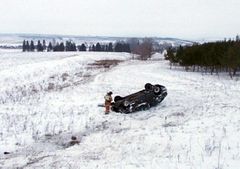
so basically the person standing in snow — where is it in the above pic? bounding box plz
[104,91,113,114]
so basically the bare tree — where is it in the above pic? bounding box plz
[135,38,154,60]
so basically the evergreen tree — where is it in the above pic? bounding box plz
[65,41,77,51]
[30,40,35,52]
[59,42,65,51]
[105,44,109,52]
[47,42,53,51]
[72,42,77,51]
[96,43,102,51]
[92,44,96,51]
[22,40,26,52]
[226,43,240,76]
[79,43,86,51]
[53,42,60,51]
[43,40,46,51]
[236,35,240,42]
[65,41,70,51]
[114,42,123,52]
[26,41,30,51]
[37,40,43,52]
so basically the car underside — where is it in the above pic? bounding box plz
[111,83,167,113]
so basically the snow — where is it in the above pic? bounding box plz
[0,34,194,48]
[0,51,240,169]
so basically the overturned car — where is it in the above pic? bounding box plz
[111,83,167,113]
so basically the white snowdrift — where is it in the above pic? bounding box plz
[0,52,130,104]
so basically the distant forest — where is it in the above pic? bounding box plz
[22,40,131,53]
[22,38,158,60]
[166,36,240,77]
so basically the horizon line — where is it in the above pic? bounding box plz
[0,32,228,42]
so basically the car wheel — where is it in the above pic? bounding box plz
[114,96,123,102]
[153,85,162,95]
[123,100,130,107]
[145,83,153,91]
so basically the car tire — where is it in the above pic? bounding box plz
[153,85,162,95]
[114,96,123,102]
[123,100,130,107]
[145,83,153,91]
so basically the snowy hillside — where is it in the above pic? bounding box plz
[0,34,194,47]
[0,51,240,169]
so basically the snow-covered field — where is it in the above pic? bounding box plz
[0,51,240,169]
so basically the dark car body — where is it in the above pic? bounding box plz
[111,83,167,113]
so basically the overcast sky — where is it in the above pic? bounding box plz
[0,0,239,39]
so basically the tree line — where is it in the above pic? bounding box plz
[22,38,157,60]
[166,37,240,77]
[22,40,131,53]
